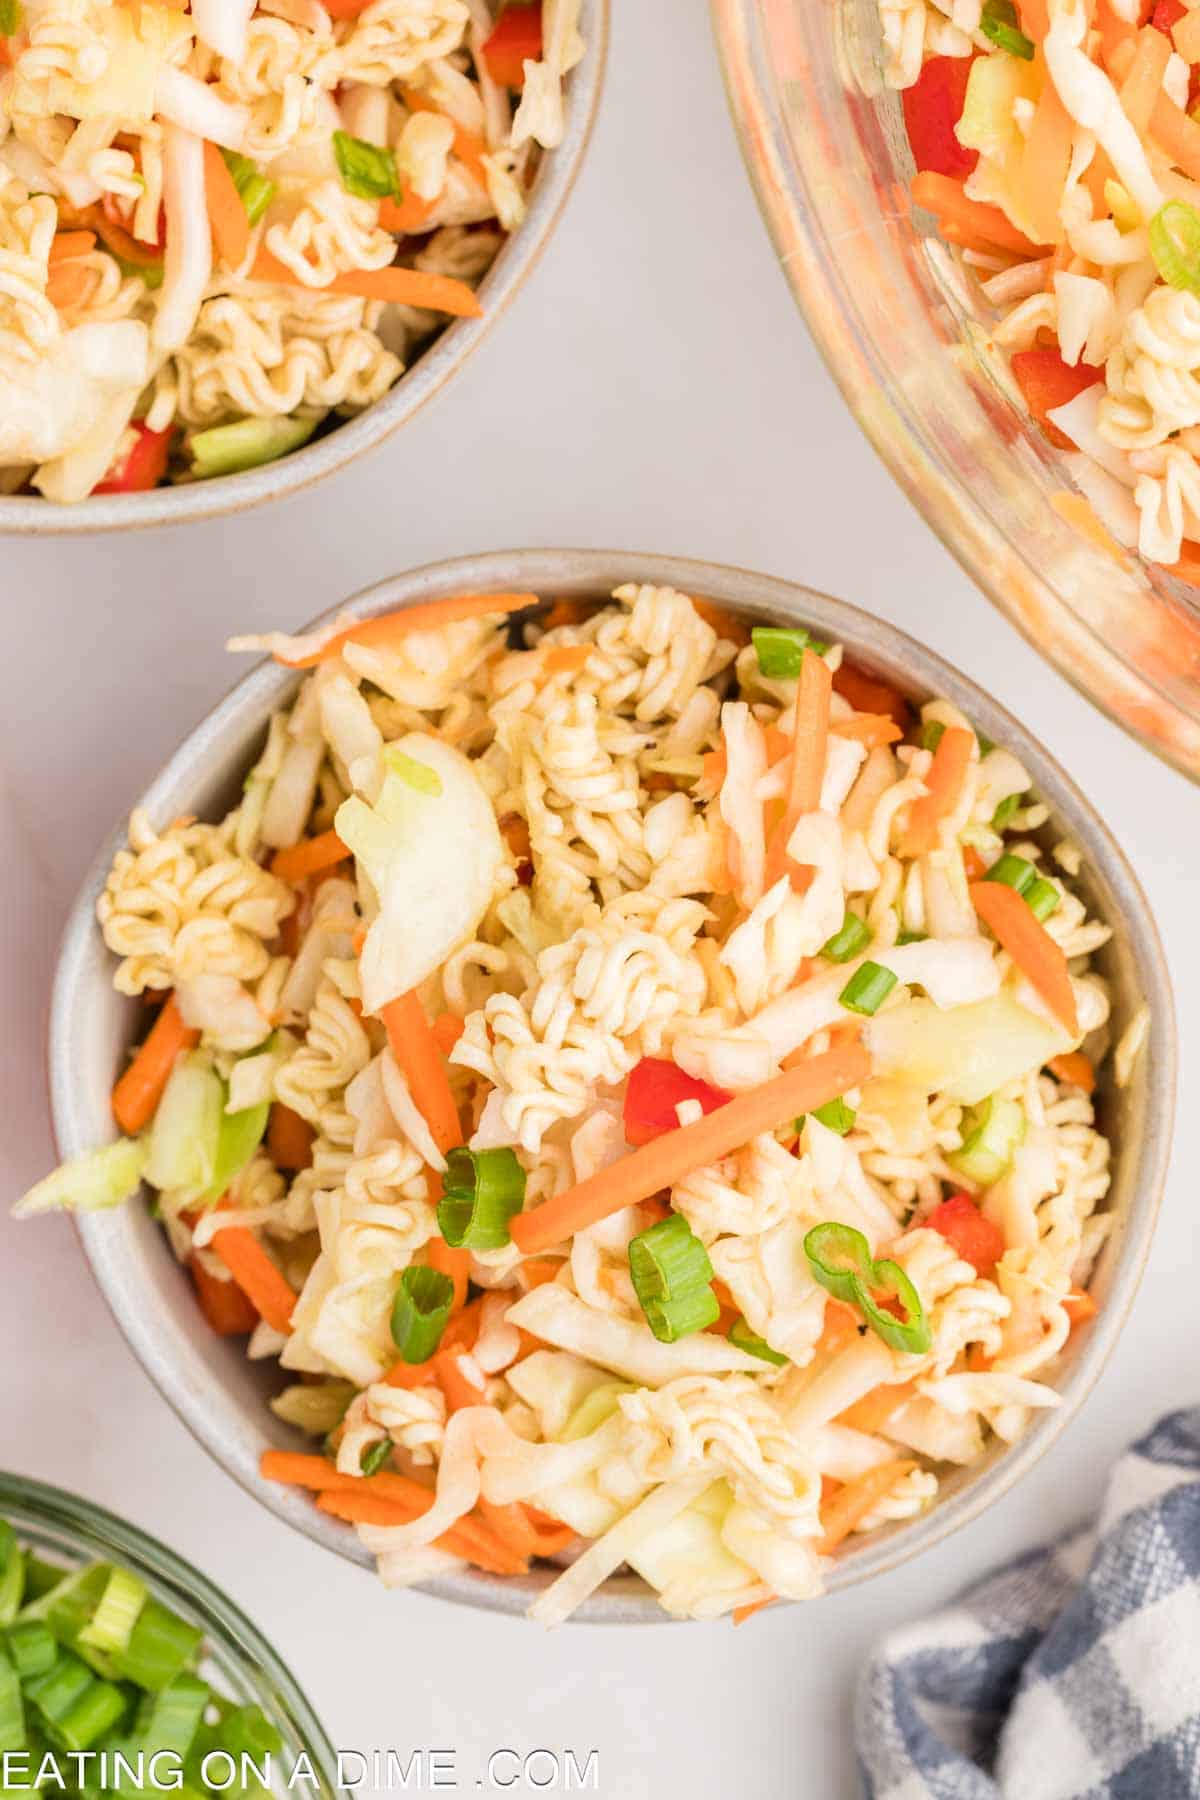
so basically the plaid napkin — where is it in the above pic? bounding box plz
[856,1410,1200,1799]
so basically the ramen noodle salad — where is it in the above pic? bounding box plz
[16,585,1146,1624]
[0,0,581,499]
[882,0,1200,581]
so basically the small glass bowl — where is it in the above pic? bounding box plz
[712,0,1200,781]
[0,1472,341,1793]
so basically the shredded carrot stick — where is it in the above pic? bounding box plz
[399,87,489,186]
[1018,82,1072,247]
[476,1498,542,1561]
[439,1295,486,1353]
[317,0,374,17]
[382,989,461,1153]
[510,1040,872,1254]
[1149,89,1200,182]
[48,230,96,262]
[832,663,910,729]
[518,1257,564,1291]
[815,1299,862,1356]
[912,171,1044,256]
[1048,1050,1096,1094]
[765,648,833,886]
[1119,26,1171,135]
[202,138,250,268]
[249,247,482,316]
[211,1228,297,1333]
[541,643,592,675]
[267,1103,315,1172]
[84,203,161,267]
[836,1381,918,1436]
[969,880,1079,1035]
[521,1504,576,1555]
[434,1346,487,1413]
[426,1233,471,1313]
[190,1257,259,1336]
[111,995,198,1134]
[688,597,752,645]
[1096,0,1137,69]
[269,829,349,883]
[381,1357,440,1390]
[315,1491,527,1575]
[378,188,438,233]
[1063,1288,1099,1327]
[829,713,903,748]
[273,592,539,667]
[732,1596,776,1626]
[1016,0,1049,43]
[817,1459,918,1555]
[902,725,974,857]
[963,845,987,881]
[45,259,92,308]
[430,1012,465,1055]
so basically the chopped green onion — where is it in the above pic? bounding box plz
[23,1652,93,1726]
[4,1625,55,1684]
[438,1147,526,1250]
[728,1316,788,1366]
[203,1090,270,1205]
[20,1561,62,1604]
[78,1567,146,1657]
[189,415,316,480]
[628,1214,720,1344]
[359,1439,392,1477]
[803,1222,931,1355]
[218,1704,283,1763]
[0,1529,24,1626]
[751,625,829,679]
[1025,877,1061,921]
[949,1095,1026,1186]
[391,1264,454,1362]
[112,1599,202,1693]
[0,1646,24,1754]
[1149,199,1200,294]
[383,745,443,796]
[991,793,1020,832]
[114,252,164,290]
[332,130,400,199]
[220,148,276,226]
[55,1678,129,1752]
[920,719,945,753]
[895,928,926,946]
[0,0,24,35]
[12,1138,147,1220]
[980,0,1034,57]
[976,732,995,758]
[839,960,898,1016]
[820,910,872,963]
[801,1097,857,1137]
[983,852,1037,895]
[136,1672,209,1760]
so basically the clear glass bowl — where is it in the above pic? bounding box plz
[711,0,1200,781]
[0,1473,341,1792]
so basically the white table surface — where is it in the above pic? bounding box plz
[0,3,1194,1796]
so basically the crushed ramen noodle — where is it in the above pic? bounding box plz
[17,584,1137,1625]
[0,0,583,500]
[883,0,1200,578]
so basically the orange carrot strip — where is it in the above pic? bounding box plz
[269,829,349,883]
[541,643,592,675]
[836,1381,918,1436]
[381,1358,441,1390]
[689,597,752,645]
[46,259,92,308]
[1119,26,1171,135]
[902,725,974,856]
[969,880,1079,1035]
[510,1041,872,1254]
[912,171,1044,256]
[426,1233,471,1313]
[518,1258,564,1291]
[249,247,482,317]
[765,648,833,886]
[815,1299,862,1356]
[1048,1050,1096,1094]
[267,1103,315,1172]
[818,1460,918,1555]
[48,230,96,262]
[189,1257,259,1335]
[476,1497,542,1561]
[732,1597,776,1626]
[439,1295,486,1353]
[1018,82,1072,247]
[317,0,374,17]
[314,1491,527,1575]
[832,664,910,729]
[1017,0,1049,42]
[434,1347,487,1413]
[378,188,438,233]
[1096,0,1137,69]
[399,88,489,187]
[211,1228,297,1333]
[382,989,461,1154]
[111,995,198,1134]
[1063,1288,1099,1327]
[520,1505,576,1556]
[1149,89,1200,181]
[430,1012,465,1055]
[202,137,250,268]
[830,714,903,748]
[963,845,987,881]
[275,592,538,667]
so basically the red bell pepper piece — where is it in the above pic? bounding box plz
[189,1255,259,1335]
[94,422,174,494]
[1152,0,1186,33]
[623,1058,731,1147]
[901,55,978,180]
[481,2,543,88]
[1010,349,1103,450]
[927,1193,1006,1278]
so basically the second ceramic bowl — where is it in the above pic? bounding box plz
[50,550,1175,1619]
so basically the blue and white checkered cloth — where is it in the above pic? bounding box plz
[857,1410,1200,1799]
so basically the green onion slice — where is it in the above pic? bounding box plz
[839,960,898,1016]
[333,130,400,200]
[1149,199,1200,294]
[628,1214,720,1344]
[438,1146,526,1250]
[949,1095,1026,1186]
[1025,877,1060,921]
[219,1702,284,1762]
[980,0,1034,57]
[728,1316,788,1366]
[751,625,829,679]
[221,148,276,226]
[137,1672,209,1760]
[920,719,945,753]
[0,0,24,36]
[359,1438,393,1477]
[991,793,1020,832]
[820,909,872,964]
[390,1264,454,1362]
[55,1678,129,1752]
[4,1625,54,1684]
[895,928,927,946]
[0,1645,24,1755]
[112,1599,202,1692]
[800,1097,857,1137]
[77,1566,146,1656]
[23,1651,93,1726]
[803,1222,931,1355]
[0,1530,24,1627]
[983,851,1037,894]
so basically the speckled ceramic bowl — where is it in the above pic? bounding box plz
[49,550,1175,1619]
[0,14,607,537]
